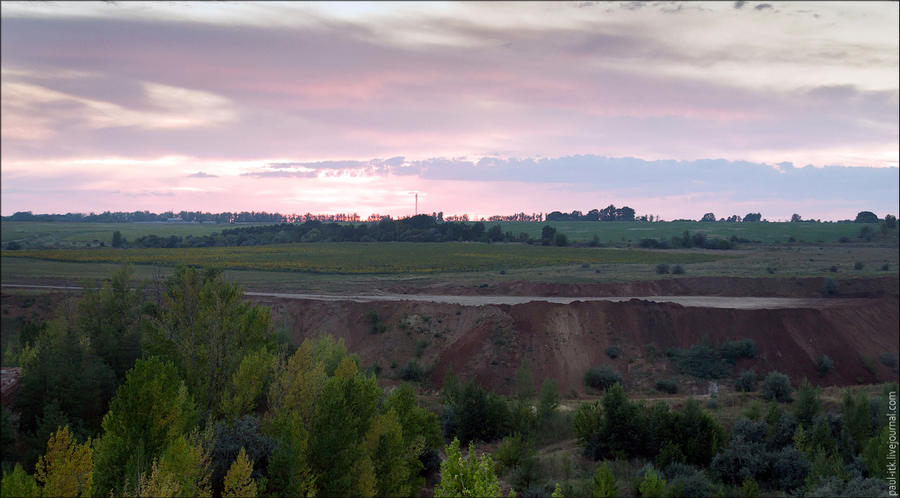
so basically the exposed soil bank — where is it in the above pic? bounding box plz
[258,292,899,396]
[390,276,899,299]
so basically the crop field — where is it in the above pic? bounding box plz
[1,242,725,274]
[1,221,273,247]
[1,220,871,249]
[485,220,867,244]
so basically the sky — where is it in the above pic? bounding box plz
[1,1,898,221]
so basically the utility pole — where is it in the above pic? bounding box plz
[415,193,418,216]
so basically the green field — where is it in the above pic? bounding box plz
[1,220,872,249]
[1,242,724,275]
[485,220,867,244]
[0,221,270,247]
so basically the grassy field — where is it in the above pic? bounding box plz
[0,221,270,247]
[485,220,867,244]
[1,220,872,248]
[1,242,724,275]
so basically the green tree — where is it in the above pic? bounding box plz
[842,390,871,453]
[1,464,41,497]
[111,230,123,248]
[760,371,792,402]
[740,477,760,498]
[144,267,274,415]
[91,357,198,497]
[220,347,280,419]
[793,379,820,427]
[637,468,667,497]
[863,425,890,479]
[34,425,93,497]
[223,448,257,498]
[15,318,117,443]
[77,265,146,381]
[434,438,501,498]
[537,379,560,422]
[592,462,617,497]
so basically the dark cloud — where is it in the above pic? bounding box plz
[734,1,746,8]
[755,4,772,10]
[186,171,218,178]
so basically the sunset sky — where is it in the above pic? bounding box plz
[1,1,898,220]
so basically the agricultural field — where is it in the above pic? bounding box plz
[1,220,873,249]
[1,242,724,275]
[485,220,868,244]
[0,221,269,248]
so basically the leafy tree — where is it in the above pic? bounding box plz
[144,266,275,415]
[91,357,198,497]
[433,438,501,498]
[760,371,792,402]
[637,467,667,497]
[537,379,560,422]
[223,448,257,498]
[208,416,275,497]
[220,347,280,419]
[0,464,40,497]
[884,214,897,229]
[734,370,757,392]
[742,213,761,223]
[794,379,821,427]
[790,214,802,223]
[15,318,117,442]
[700,213,716,222]
[541,225,557,245]
[34,425,93,497]
[111,230,123,248]
[597,383,643,459]
[676,399,725,466]
[863,425,890,479]
[592,462,617,497]
[583,367,622,390]
[854,211,878,223]
[842,390,871,453]
[77,265,145,381]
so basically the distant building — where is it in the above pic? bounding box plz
[167,216,183,222]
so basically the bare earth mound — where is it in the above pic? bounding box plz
[258,276,899,395]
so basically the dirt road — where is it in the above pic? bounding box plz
[0,283,872,309]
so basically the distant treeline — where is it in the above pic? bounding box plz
[546,205,637,221]
[3,210,283,223]
[123,215,542,249]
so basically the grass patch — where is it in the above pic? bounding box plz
[3,243,724,275]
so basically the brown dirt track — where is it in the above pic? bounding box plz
[257,276,900,396]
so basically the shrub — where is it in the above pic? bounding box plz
[637,467,668,497]
[821,277,839,296]
[671,264,685,274]
[720,339,756,363]
[829,265,838,273]
[583,367,622,391]
[879,352,898,370]
[881,263,890,271]
[5,241,22,250]
[761,372,792,402]
[815,355,834,377]
[854,262,864,270]
[671,343,729,379]
[493,434,532,472]
[655,379,678,394]
[656,263,670,274]
[604,346,622,359]
[768,446,809,491]
[554,233,568,247]
[592,462,617,498]
[400,360,425,382]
